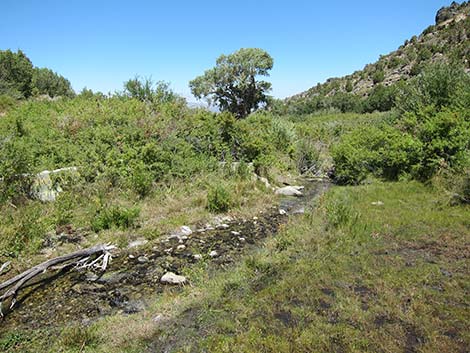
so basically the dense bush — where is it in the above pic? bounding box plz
[92,205,140,232]
[333,63,470,184]
[0,50,33,98]
[207,183,232,213]
[332,125,422,184]
[32,67,75,98]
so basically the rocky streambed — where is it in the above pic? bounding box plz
[0,180,329,332]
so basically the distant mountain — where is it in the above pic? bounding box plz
[285,1,470,111]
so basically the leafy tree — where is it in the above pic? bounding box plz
[189,48,273,118]
[32,67,75,98]
[0,49,34,98]
[123,76,177,105]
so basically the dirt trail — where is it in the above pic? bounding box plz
[0,180,329,332]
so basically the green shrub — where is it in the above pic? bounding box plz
[128,162,154,198]
[372,70,385,84]
[92,205,140,232]
[362,84,398,113]
[207,183,232,213]
[397,63,470,114]
[332,125,422,184]
[0,94,17,113]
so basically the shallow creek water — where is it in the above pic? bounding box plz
[0,180,329,332]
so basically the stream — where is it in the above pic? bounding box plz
[0,180,329,333]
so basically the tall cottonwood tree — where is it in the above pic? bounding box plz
[190,48,273,118]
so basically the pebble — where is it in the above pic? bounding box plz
[128,254,135,259]
[231,231,241,236]
[209,250,219,258]
[193,254,203,260]
[137,256,149,264]
[239,237,246,242]
[180,226,193,236]
[127,239,148,249]
[177,244,186,251]
[279,209,287,215]
[218,224,230,229]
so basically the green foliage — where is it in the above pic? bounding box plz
[31,67,75,98]
[0,138,34,202]
[92,204,140,232]
[332,125,422,184]
[128,162,154,198]
[123,76,179,106]
[0,94,17,113]
[190,48,273,118]
[0,50,33,98]
[362,84,398,113]
[397,63,470,113]
[371,69,385,84]
[206,183,232,213]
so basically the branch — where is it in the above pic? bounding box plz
[0,244,116,316]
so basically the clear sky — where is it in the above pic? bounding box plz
[1,0,452,100]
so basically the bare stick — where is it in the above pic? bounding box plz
[0,244,116,314]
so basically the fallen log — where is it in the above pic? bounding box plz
[0,244,116,317]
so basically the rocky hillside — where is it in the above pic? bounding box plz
[287,1,470,106]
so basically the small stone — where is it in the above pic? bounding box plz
[153,314,164,323]
[85,272,99,282]
[128,254,135,259]
[127,239,148,249]
[193,254,203,260]
[239,237,246,242]
[164,248,173,253]
[137,256,149,264]
[178,239,184,244]
[253,216,258,220]
[218,224,230,229]
[160,272,187,285]
[231,231,241,236]
[275,186,303,197]
[209,250,219,258]
[177,244,186,251]
[371,201,384,206]
[279,209,287,215]
[180,226,192,236]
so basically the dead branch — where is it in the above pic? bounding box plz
[0,261,11,275]
[0,244,115,316]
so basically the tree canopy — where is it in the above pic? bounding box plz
[0,49,34,98]
[32,67,75,98]
[189,48,273,118]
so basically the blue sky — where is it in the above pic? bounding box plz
[1,0,452,99]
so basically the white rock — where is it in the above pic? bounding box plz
[160,272,187,285]
[371,201,384,206]
[193,254,203,260]
[279,209,287,215]
[253,216,258,220]
[128,254,135,259]
[218,224,230,229]
[180,226,192,236]
[127,239,148,249]
[177,244,186,251]
[209,250,219,258]
[275,186,303,197]
[239,237,246,242]
[231,231,241,236]
[137,256,149,264]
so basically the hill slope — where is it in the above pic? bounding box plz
[285,1,470,111]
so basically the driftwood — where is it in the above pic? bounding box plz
[0,244,115,316]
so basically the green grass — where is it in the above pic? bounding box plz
[8,180,468,352]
